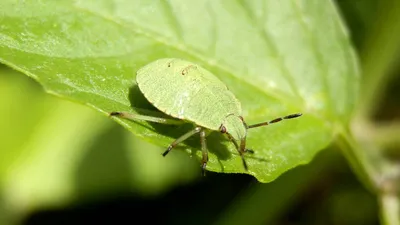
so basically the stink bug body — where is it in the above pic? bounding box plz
[110,58,301,174]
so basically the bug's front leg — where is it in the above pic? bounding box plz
[226,134,254,154]
[226,134,251,171]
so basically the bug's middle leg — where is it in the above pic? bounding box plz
[199,129,208,176]
[163,126,202,156]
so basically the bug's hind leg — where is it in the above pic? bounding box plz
[109,111,184,125]
[199,129,208,176]
[162,127,202,156]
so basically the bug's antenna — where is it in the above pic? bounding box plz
[247,113,302,129]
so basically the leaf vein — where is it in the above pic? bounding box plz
[71,3,301,109]
[291,0,333,117]
[236,0,303,101]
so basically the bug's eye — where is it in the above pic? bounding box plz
[219,125,227,133]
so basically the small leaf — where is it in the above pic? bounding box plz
[0,0,359,182]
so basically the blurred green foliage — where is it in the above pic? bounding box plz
[0,66,199,224]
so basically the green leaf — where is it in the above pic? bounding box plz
[0,0,359,182]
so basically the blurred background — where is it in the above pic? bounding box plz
[0,0,399,224]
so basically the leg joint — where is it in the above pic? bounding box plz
[195,126,203,133]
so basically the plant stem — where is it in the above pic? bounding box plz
[373,122,400,148]
[350,0,400,224]
[344,126,400,225]
[337,129,377,192]
[380,193,400,225]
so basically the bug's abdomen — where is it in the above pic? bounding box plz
[136,58,242,131]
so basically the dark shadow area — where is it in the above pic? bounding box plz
[128,84,158,112]
[23,172,256,225]
[23,149,379,225]
[127,84,232,163]
[74,123,133,199]
[372,63,400,122]
[281,154,379,225]
[335,0,378,51]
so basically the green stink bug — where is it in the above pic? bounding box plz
[110,58,301,174]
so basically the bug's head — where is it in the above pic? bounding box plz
[220,114,247,141]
